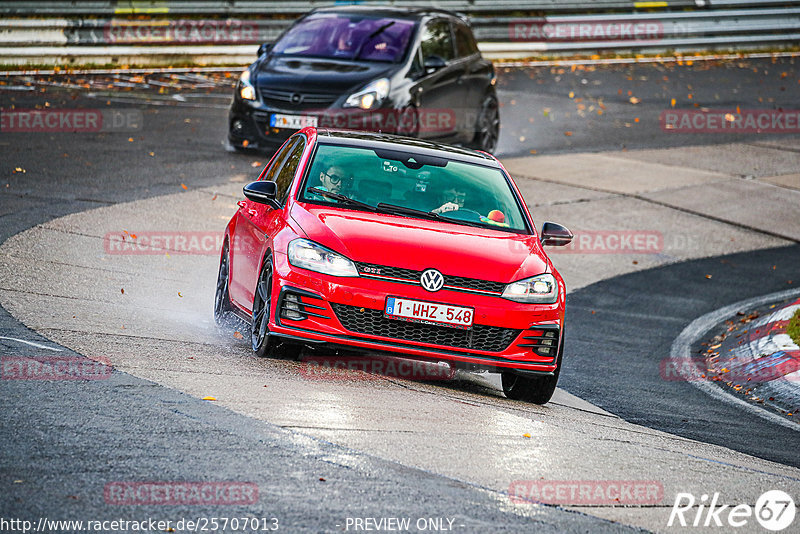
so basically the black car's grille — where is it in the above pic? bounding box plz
[356,262,506,295]
[331,304,520,352]
[259,88,338,111]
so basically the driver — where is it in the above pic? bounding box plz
[431,186,466,214]
[318,165,346,194]
[306,164,350,201]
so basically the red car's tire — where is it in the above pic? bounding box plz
[502,327,564,404]
[214,243,234,326]
[251,253,301,359]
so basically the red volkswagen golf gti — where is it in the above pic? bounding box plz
[215,128,573,403]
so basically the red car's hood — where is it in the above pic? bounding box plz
[290,204,549,283]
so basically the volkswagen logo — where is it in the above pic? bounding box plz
[420,269,444,292]
[290,93,303,104]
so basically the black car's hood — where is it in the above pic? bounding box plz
[254,55,394,95]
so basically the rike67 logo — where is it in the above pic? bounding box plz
[668,490,795,531]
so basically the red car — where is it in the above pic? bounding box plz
[215,127,573,403]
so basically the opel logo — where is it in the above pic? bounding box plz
[290,93,303,104]
[420,269,444,292]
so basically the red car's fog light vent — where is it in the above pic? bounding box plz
[331,303,520,352]
[279,290,329,322]
[518,327,560,360]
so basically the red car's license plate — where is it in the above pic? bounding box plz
[384,297,473,329]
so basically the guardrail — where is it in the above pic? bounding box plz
[1,2,799,66]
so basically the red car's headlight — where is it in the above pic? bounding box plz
[502,273,558,304]
[288,239,359,277]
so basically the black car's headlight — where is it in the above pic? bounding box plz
[239,70,256,101]
[502,273,558,304]
[288,239,359,277]
[344,78,390,110]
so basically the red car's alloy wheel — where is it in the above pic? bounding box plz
[214,244,233,326]
[251,253,300,359]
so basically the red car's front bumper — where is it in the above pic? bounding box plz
[261,252,564,374]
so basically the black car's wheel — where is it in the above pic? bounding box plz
[251,253,301,359]
[396,105,419,138]
[501,328,564,404]
[214,243,233,326]
[472,93,500,154]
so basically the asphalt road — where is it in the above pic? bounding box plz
[560,244,800,468]
[1,57,798,529]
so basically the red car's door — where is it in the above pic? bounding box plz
[229,136,306,314]
[229,138,297,312]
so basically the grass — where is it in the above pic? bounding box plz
[787,308,800,347]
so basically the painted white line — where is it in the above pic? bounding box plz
[2,50,799,76]
[670,287,800,432]
[496,50,800,68]
[0,336,63,352]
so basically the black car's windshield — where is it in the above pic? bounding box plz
[300,144,529,232]
[272,14,416,63]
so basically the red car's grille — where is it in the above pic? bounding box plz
[355,262,506,296]
[331,303,520,352]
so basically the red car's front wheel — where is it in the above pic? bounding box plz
[251,253,301,359]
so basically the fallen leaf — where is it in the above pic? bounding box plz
[242,139,249,148]
[177,292,183,298]
[629,96,640,104]
[634,117,640,123]
[529,149,537,155]
[670,98,676,107]
[233,331,244,340]
[121,288,125,294]
[181,183,188,190]
[568,91,574,98]
[705,274,712,279]
[725,113,736,122]
[319,477,326,482]
[523,433,531,438]
[211,194,217,201]
[564,131,573,136]
[202,396,217,401]
[251,161,261,167]
[128,137,134,142]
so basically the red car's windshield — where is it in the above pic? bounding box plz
[300,144,529,232]
[272,14,416,63]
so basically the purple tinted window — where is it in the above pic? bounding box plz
[272,14,416,62]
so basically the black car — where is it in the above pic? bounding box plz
[228,6,500,153]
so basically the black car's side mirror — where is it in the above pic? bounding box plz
[243,181,280,209]
[423,55,447,73]
[540,222,573,246]
[257,42,272,57]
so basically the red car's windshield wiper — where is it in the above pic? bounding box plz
[375,202,485,228]
[306,187,376,211]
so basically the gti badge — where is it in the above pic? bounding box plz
[420,269,444,292]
